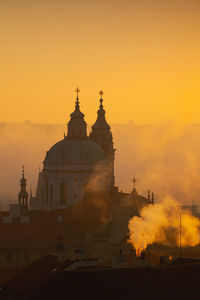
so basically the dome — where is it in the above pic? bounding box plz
[44,139,104,165]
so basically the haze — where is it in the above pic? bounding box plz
[1,122,200,209]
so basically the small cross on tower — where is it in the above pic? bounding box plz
[22,165,25,177]
[76,87,80,99]
[132,177,137,189]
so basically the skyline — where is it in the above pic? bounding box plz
[1,122,200,209]
[0,0,200,124]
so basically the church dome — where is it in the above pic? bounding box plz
[44,139,104,166]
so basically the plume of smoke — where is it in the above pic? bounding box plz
[83,160,113,223]
[128,196,200,256]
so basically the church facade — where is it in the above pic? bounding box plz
[30,89,116,211]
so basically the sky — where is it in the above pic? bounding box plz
[0,0,200,124]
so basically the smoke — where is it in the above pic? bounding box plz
[83,161,114,223]
[128,196,200,256]
[1,122,200,209]
[60,162,114,238]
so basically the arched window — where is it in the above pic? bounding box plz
[59,182,67,204]
[50,184,53,203]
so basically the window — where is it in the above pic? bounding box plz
[59,182,67,204]
[50,184,53,203]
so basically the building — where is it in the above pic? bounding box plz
[30,89,116,210]
[0,89,153,272]
[2,256,200,300]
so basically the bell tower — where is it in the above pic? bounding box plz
[89,91,115,191]
[66,88,87,139]
[18,166,29,213]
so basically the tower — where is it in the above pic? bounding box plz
[18,166,29,213]
[89,91,115,191]
[67,87,87,139]
[33,89,105,211]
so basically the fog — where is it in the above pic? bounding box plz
[0,121,200,209]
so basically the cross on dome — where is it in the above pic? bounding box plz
[132,177,137,189]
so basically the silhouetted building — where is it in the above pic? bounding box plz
[18,166,28,215]
[31,90,117,210]
[0,89,153,272]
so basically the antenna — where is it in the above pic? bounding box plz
[179,212,182,258]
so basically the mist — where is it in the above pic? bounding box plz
[1,121,200,209]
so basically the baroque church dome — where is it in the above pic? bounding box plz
[44,88,104,168]
[32,89,115,211]
[44,139,104,165]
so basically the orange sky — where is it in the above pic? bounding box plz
[0,0,200,124]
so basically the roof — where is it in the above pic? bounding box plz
[28,264,200,299]
[44,139,104,165]
[168,257,200,265]
[2,255,59,297]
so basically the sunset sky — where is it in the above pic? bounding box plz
[0,0,200,124]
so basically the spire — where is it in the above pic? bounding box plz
[18,166,29,212]
[70,87,84,118]
[132,177,137,189]
[91,91,110,130]
[67,88,87,139]
[89,90,115,191]
[131,177,138,195]
[75,87,80,110]
[20,165,26,184]
[99,90,104,109]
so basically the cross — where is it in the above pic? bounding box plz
[76,87,80,98]
[22,165,24,177]
[132,177,137,189]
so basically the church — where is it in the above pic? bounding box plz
[30,89,116,211]
[0,89,154,271]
